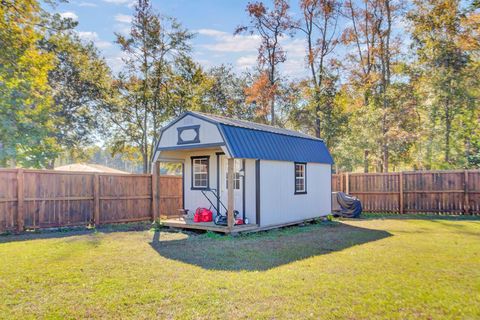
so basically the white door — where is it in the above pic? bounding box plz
[219,156,243,216]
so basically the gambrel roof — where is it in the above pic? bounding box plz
[156,111,334,164]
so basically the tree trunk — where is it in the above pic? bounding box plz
[382,143,389,173]
[382,0,392,173]
[465,137,471,167]
[269,53,276,126]
[0,142,6,168]
[444,96,452,164]
[46,158,55,170]
[314,90,321,138]
[270,94,275,126]
[315,108,321,138]
[445,108,451,163]
[142,150,148,174]
[364,149,369,173]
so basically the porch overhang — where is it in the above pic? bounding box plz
[153,144,231,163]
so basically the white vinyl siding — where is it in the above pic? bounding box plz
[260,161,331,227]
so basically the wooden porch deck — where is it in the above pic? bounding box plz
[161,217,260,234]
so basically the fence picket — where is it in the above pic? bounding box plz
[16,169,24,232]
[333,170,480,215]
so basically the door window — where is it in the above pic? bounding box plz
[225,159,241,190]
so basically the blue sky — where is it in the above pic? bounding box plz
[53,0,308,77]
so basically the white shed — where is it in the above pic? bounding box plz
[152,111,333,233]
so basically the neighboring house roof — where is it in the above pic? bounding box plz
[54,163,129,174]
[158,111,334,165]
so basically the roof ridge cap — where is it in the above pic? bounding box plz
[220,123,324,142]
[190,111,324,142]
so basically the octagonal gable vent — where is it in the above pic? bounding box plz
[177,125,200,145]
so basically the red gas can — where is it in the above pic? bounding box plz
[201,210,213,222]
[194,208,213,223]
[193,212,202,223]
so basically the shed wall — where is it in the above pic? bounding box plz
[259,160,331,227]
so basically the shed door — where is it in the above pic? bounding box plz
[219,156,243,216]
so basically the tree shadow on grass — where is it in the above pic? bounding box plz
[150,222,392,271]
[425,219,480,238]
[361,213,480,237]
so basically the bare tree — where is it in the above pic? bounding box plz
[342,0,405,172]
[235,0,294,125]
[107,0,192,173]
[296,0,341,138]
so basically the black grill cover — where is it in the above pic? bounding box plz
[336,192,362,218]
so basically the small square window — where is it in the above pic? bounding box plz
[192,157,209,189]
[295,163,306,194]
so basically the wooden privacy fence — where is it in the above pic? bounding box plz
[0,169,183,233]
[2,168,478,232]
[332,170,480,215]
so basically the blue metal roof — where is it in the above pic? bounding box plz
[219,124,333,164]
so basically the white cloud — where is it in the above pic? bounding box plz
[60,11,78,20]
[196,29,227,37]
[196,28,260,53]
[234,37,307,77]
[77,31,112,49]
[105,51,129,73]
[77,2,97,7]
[111,14,133,35]
[195,28,309,78]
[195,58,213,68]
[77,31,98,41]
[280,38,307,77]
[115,14,132,24]
[103,0,135,6]
[96,41,113,49]
[282,38,305,58]
[114,24,131,35]
[236,55,257,69]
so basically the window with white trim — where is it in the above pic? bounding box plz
[295,163,306,194]
[192,157,209,189]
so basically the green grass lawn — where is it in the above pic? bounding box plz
[1,216,479,319]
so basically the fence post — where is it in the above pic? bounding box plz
[16,169,24,233]
[93,174,100,226]
[464,170,469,215]
[345,172,349,194]
[152,162,159,222]
[399,172,404,214]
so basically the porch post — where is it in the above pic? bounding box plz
[227,158,235,230]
